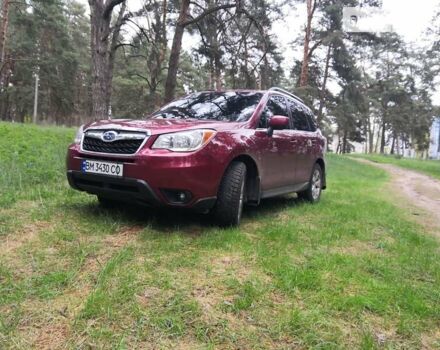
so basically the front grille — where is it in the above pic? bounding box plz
[82,130,147,155]
[83,137,144,154]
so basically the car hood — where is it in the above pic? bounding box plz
[84,118,244,135]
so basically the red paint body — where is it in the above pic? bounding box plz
[66,90,326,210]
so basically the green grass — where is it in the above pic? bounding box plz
[1,122,440,349]
[351,153,440,180]
[0,122,75,207]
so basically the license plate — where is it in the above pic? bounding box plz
[81,159,123,177]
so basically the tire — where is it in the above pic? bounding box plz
[298,163,323,203]
[212,161,247,227]
[97,196,119,209]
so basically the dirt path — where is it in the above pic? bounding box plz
[353,158,440,237]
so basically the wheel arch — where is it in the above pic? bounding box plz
[229,154,261,205]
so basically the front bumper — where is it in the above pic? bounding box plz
[67,171,217,212]
[66,144,224,212]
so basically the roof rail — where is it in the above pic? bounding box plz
[268,87,304,103]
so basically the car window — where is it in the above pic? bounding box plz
[151,91,263,122]
[289,100,311,131]
[306,111,317,132]
[259,94,288,128]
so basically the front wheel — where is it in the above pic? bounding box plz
[298,163,322,203]
[211,161,247,227]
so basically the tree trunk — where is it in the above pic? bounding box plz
[0,0,9,62]
[380,117,386,154]
[243,38,253,88]
[342,130,348,154]
[231,59,237,89]
[107,1,126,116]
[88,0,126,119]
[156,0,168,107]
[363,118,368,154]
[214,36,222,91]
[147,0,167,108]
[317,44,331,127]
[215,63,221,91]
[437,120,440,153]
[0,0,10,88]
[163,1,237,101]
[89,1,111,119]
[299,0,313,87]
[209,59,214,90]
[260,55,269,89]
[206,0,222,91]
[390,134,395,155]
[164,0,190,103]
[368,118,374,154]
[374,125,381,153]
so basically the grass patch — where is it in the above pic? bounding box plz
[0,122,75,207]
[351,153,440,179]
[0,122,439,348]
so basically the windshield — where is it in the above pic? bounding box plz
[151,91,263,122]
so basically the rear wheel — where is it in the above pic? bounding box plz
[298,163,322,203]
[212,161,247,227]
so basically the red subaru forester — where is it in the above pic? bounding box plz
[67,87,326,226]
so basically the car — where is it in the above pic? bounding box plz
[66,87,326,226]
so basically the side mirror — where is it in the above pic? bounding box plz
[268,115,289,136]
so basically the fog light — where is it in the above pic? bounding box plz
[161,189,192,204]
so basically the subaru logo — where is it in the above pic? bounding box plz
[102,131,118,142]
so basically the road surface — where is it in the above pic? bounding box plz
[354,158,440,237]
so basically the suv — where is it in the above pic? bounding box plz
[66,87,326,226]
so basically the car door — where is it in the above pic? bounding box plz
[254,94,298,191]
[305,109,323,165]
[289,101,316,183]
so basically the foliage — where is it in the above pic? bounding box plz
[0,0,91,124]
[0,0,437,155]
[291,0,436,154]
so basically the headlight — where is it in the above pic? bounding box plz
[74,125,84,144]
[152,129,216,152]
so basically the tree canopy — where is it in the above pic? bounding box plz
[0,0,438,155]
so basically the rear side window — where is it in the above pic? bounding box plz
[259,94,288,128]
[306,111,317,132]
[288,100,311,131]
